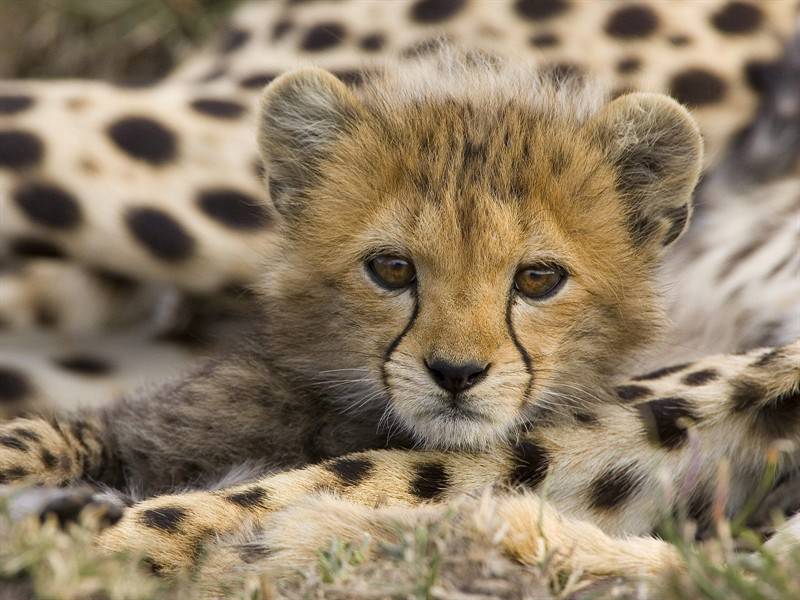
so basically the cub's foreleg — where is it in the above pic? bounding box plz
[97,342,800,574]
[0,415,106,487]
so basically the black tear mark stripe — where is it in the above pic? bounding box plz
[509,440,550,489]
[410,462,450,500]
[505,293,534,401]
[225,486,268,508]
[140,506,188,533]
[637,397,698,450]
[381,288,419,392]
[326,456,374,486]
[589,464,644,510]
[631,363,690,381]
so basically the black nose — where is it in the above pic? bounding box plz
[425,359,490,394]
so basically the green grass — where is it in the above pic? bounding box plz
[0,0,241,81]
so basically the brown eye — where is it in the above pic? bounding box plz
[367,255,416,290]
[514,265,566,300]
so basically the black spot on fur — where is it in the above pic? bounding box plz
[197,188,271,230]
[33,304,57,328]
[529,32,559,48]
[743,59,781,94]
[616,57,641,74]
[226,486,268,508]
[0,467,28,484]
[327,457,374,486]
[753,349,782,368]
[0,436,27,452]
[668,34,691,46]
[542,62,583,81]
[605,5,659,38]
[669,69,727,106]
[734,382,800,439]
[509,441,550,489]
[91,268,137,292]
[730,378,765,413]
[107,117,177,165]
[9,237,66,259]
[239,72,277,89]
[615,384,652,402]
[411,462,450,500]
[574,411,599,426]
[717,237,763,281]
[331,69,368,87]
[13,182,81,229]
[682,369,719,386]
[190,98,246,119]
[410,0,465,23]
[515,0,568,21]
[14,428,40,442]
[0,129,44,169]
[272,19,293,41]
[238,541,273,563]
[637,397,698,450]
[125,207,195,261]
[589,465,643,510]
[197,66,226,83]
[359,33,385,51]
[301,22,346,51]
[219,28,250,54]
[711,1,762,34]
[0,370,36,404]
[401,38,444,58]
[0,95,34,114]
[140,506,187,533]
[40,449,57,469]
[632,363,690,381]
[686,485,715,538]
[54,355,114,376]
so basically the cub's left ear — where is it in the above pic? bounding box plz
[589,92,703,250]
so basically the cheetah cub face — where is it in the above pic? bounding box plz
[257,56,702,449]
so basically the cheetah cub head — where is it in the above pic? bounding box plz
[257,55,702,449]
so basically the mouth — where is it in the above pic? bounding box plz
[419,399,488,422]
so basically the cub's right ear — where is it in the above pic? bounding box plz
[258,68,362,218]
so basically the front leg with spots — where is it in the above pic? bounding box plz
[0,416,106,487]
[97,449,518,573]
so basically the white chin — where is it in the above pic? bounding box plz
[400,411,510,450]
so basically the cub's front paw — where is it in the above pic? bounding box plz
[4,485,126,528]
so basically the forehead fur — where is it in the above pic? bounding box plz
[360,48,606,124]
[288,53,631,288]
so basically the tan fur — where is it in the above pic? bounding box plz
[0,1,798,593]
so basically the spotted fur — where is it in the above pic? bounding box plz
[0,0,798,593]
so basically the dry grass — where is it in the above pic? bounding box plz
[0,0,241,82]
[2,491,799,600]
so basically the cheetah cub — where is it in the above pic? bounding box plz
[4,53,796,578]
